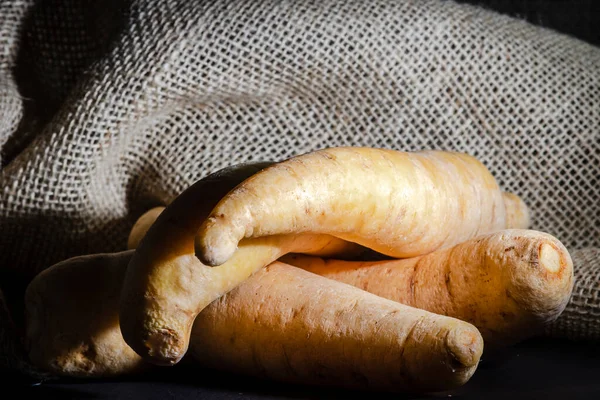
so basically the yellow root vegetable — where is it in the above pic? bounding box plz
[25,251,146,377]
[25,252,483,393]
[502,192,531,230]
[283,229,573,348]
[195,148,507,266]
[126,190,529,254]
[119,163,363,366]
[127,207,165,250]
[190,261,483,393]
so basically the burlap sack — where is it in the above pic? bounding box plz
[1,0,598,376]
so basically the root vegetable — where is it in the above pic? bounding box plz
[127,207,164,250]
[283,229,573,348]
[126,191,529,255]
[195,148,507,267]
[25,251,146,377]
[502,192,531,229]
[25,252,483,393]
[119,163,363,366]
[190,261,482,393]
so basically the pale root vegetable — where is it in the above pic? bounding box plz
[126,191,530,254]
[25,251,146,377]
[190,261,483,393]
[127,207,165,250]
[25,251,483,392]
[120,163,363,366]
[502,192,531,229]
[283,229,573,348]
[195,148,507,267]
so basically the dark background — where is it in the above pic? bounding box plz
[15,1,600,399]
[458,0,599,47]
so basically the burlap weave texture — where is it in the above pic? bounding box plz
[0,0,599,374]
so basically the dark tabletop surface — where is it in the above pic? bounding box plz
[12,337,600,400]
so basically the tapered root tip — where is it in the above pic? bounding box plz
[195,221,238,266]
[445,325,484,369]
[142,329,186,366]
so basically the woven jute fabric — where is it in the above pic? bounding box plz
[1,0,599,375]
